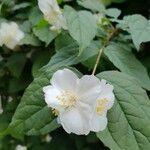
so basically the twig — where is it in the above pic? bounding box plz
[92,28,118,75]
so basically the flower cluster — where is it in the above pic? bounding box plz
[38,0,67,31]
[0,22,24,50]
[43,69,115,135]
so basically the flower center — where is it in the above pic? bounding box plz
[96,98,108,114]
[52,108,59,116]
[3,35,12,44]
[57,91,77,108]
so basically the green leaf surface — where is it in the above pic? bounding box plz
[32,50,53,78]
[0,99,18,138]
[45,41,100,69]
[64,6,97,54]
[77,0,105,13]
[8,70,60,138]
[104,43,150,90]
[6,53,27,78]
[97,71,150,150]
[33,21,57,46]
[55,32,75,51]
[12,2,31,11]
[106,8,121,18]
[29,7,43,26]
[121,15,150,50]
[20,34,40,46]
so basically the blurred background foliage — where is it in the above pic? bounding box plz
[0,0,150,149]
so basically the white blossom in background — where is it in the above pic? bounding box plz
[38,0,67,31]
[90,80,115,132]
[15,145,27,150]
[0,96,3,114]
[0,22,24,50]
[93,13,108,25]
[43,69,101,135]
[45,134,52,143]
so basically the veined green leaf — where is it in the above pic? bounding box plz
[77,0,105,13]
[119,15,150,50]
[64,6,97,54]
[104,43,150,90]
[97,71,150,150]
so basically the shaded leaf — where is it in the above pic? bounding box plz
[104,43,150,90]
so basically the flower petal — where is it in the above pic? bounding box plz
[38,0,61,15]
[0,22,24,49]
[77,75,101,104]
[59,106,91,135]
[90,112,107,132]
[43,85,62,109]
[51,69,78,91]
[98,79,115,110]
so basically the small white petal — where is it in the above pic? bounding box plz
[45,134,52,143]
[43,85,62,109]
[77,75,101,104]
[38,0,67,30]
[51,69,78,91]
[0,22,24,50]
[98,79,115,110]
[38,0,61,15]
[15,145,27,150]
[59,106,91,135]
[90,112,107,132]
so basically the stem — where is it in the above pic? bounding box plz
[92,28,118,75]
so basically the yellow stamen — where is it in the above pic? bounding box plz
[56,91,77,108]
[52,108,59,116]
[96,98,108,114]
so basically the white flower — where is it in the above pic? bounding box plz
[0,22,24,50]
[15,145,27,150]
[0,96,3,114]
[45,134,52,143]
[43,69,101,135]
[93,13,109,26]
[38,0,67,31]
[90,80,115,132]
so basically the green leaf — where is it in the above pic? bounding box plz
[64,6,97,54]
[121,15,150,50]
[29,7,43,26]
[6,53,27,78]
[33,20,57,46]
[141,57,150,76]
[20,34,40,46]
[45,41,100,69]
[0,99,18,138]
[12,2,31,11]
[77,0,105,13]
[97,71,150,150]
[104,43,150,90]
[20,21,31,33]
[55,32,75,51]
[32,50,53,78]
[8,70,60,138]
[8,77,30,93]
[106,8,121,18]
